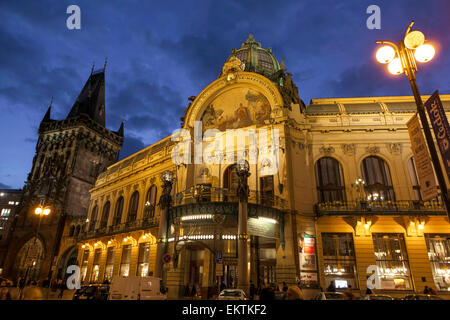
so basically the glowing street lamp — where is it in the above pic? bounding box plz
[374,21,450,220]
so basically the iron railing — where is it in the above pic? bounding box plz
[314,200,446,216]
[174,186,287,210]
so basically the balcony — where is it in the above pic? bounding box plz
[314,200,446,217]
[78,217,159,240]
[174,186,288,210]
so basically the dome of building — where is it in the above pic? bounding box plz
[222,34,282,79]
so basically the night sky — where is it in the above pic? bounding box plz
[1,0,449,189]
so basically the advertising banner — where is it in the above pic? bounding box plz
[298,233,319,288]
[406,113,438,200]
[425,90,450,183]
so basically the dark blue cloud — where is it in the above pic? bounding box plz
[0,0,449,188]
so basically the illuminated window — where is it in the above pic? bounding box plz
[425,234,450,291]
[361,156,395,201]
[315,157,345,203]
[91,248,102,282]
[80,250,90,282]
[137,242,150,277]
[120,245,131,276]
[144,185,157,219]
[321,233,357,289]
[1,208,11,217]
[104,247,115,281]
[372,233,412,290]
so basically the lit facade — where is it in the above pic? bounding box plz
[59,35,450,299]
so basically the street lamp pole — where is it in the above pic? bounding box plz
[155,171,174,281]
[375,21,450,220]
[236,159,250,295]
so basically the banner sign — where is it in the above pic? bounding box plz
[298,233,319,288]
[406,113,438,200]
[425,90,450,182]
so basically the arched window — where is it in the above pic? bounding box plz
[113,197,124,225]
[89,205,98,231]
[144,185,157,219]
[128,191,139,222]
[223,164,239,201]
[69,226,75,237]
[100,201,110,228]
[361,156,395,201]
[315,157,345,202]
[224,165,239,190]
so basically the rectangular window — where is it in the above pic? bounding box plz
[104,247,115,281]
[120,245,132,276]
[1,208,11,217]
[137,242,150,277]
[372,233,412,290]
[91,248,102,282]
[425,234,450,291]
[321,233,358,289]
[80,250,90,282]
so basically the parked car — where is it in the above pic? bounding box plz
[73,284,110,300]
[360,294,394,300]
[218,289,249,300]
[313,292,345,300]
[403,294,444,300]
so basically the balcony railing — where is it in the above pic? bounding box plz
[174,187,288,210]
[78,216,160,240]
[314,200,446,216]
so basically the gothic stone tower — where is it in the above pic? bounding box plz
[3,68,123,282]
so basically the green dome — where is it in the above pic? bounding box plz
[224,34,281,79]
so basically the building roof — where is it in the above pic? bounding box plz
[306,95,450,115]
[66,70,106,126]
[222,34,281,79]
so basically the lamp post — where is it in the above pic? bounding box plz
[375,21,450,220]
[155,170,174,281]
[236,159,250,295]
[23,202,51,286]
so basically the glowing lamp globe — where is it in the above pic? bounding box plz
[387,58,403,75]
[415,44,435,63]
[34,207,43,215]
[376,46,396,64]
[404,30,425,49]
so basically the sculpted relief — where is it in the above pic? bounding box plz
[200,88,271,132]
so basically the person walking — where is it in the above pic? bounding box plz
[429,287,437,295]
[249,281,256,300]
[327,281,336,292]
[423,286,430,294]
[57,279,65,299]
[282,281,288,293]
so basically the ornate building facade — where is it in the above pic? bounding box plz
[3,68,123,282]
[62,35,450,299]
